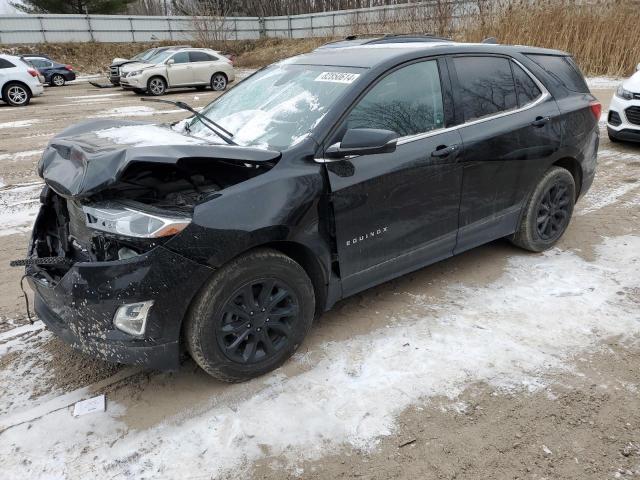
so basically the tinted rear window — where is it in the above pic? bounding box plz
[525,54,589,93]
[453,56,517,122]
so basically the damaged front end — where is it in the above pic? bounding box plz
[32,120,280,270]
[22,119,281,368]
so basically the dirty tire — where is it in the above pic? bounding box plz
[210,72,227,91]
[185,248,315,382]
[147,76,167,96]
[511,166,575,252]
[51,74,66,87]
[2,82,31,106]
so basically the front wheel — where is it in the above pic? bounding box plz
[185,248,315,382]
[51,74,66,87]
[210,72,227,91]
[147,76,167,96]
[511,166,575,252]
[2,83,31,106]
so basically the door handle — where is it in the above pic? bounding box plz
[531,116,550,127]
[431,144,459,158]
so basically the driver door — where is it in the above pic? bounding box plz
[323,59,464,296]
[166,51,193,86]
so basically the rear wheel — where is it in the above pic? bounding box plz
[185,248,315,382]
[51,74,66,87]
[147,76,167,96]
[210,72,227,91]
[511,166,575,252]
[2,83,31,106]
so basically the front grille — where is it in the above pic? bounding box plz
[110,66,119,77]
[625,106,640,126]
[608,110,622,126]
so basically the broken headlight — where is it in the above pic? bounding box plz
[83,202,191,239]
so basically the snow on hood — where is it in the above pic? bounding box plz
[94,124,207,148]
[622,70,640,92]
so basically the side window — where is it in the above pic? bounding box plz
[0,58,15,69]
[190,51,216,62]
[171,52,189,64]
[511,62,542,107]
[453,56,517,122]
[346,60,444,137]
[525,54,589,93]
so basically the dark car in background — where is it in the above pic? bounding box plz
[21,54,76,86]
[109,46,190,85]
[22,38,600,382]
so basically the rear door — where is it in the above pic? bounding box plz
[189,51,218,84]
[325,59,464,295]
[448,55,561,253]
[166,51,193,86]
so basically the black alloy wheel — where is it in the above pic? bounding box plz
[511,166,575,252]
[216,279,299,364]
[535,180,572,241]
[185,248,315,382]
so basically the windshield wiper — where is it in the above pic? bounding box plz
[141,97,236,145]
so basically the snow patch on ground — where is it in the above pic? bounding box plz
[94,124,207,147]
[0,120,40,129]
[0,182,43,236]
[3,235,639,479]
[0,150,42,162]
[579,181,640,215]
[0,329,55,416]
[64,93,123,100]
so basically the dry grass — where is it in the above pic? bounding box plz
[1,1,638,77]
[458,0,640,77]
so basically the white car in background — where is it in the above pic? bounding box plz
[607,63,640,143]
[120,48,235,96]
[0,54,44,106]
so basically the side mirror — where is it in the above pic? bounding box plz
[166,59,175,66]
[324,128,398,159]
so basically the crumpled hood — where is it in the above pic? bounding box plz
[120,62,156,74]
[38,119,281,199]
[623,70,640,93]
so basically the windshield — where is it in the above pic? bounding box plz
[132,48,154,61]
[182,63,364,150]
[145,50,175,65]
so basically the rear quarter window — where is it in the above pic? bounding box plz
[525,54,589,93]
[0,58,15,69]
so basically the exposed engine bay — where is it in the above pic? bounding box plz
[31,158,273,279]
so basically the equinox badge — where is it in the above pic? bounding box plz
[346,227,388,247]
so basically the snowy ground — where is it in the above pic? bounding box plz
[0,79,638,479]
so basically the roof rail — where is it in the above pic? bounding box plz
[482,37,498,44]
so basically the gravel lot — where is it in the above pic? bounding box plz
[0,79,638,479]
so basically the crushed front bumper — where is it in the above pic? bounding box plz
[27,242,213,369]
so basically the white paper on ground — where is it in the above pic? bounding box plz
[72,395,106,417]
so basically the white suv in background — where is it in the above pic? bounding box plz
[120,48,235,96]
[607,63,640,143]
[0,54,44,106]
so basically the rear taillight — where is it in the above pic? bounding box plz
[590,101,602,120]
[27,68,38,78]
[65,65,73,71]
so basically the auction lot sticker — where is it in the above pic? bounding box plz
[315,72,360,84]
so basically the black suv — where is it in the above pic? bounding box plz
[23,40,600,381]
